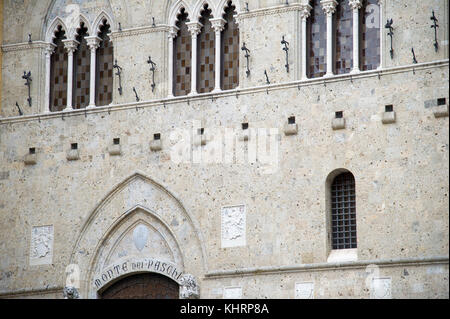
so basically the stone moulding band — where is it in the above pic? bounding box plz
[1,41,50,52]
[0,60,448,125]
[204,256,449,279]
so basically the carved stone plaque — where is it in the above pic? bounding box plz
[371,277,392,299]
[30,225,54,266]
[295,282,315,299]
[221,205,246,248]
[223,287,242,299]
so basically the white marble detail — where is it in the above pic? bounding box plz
[371,277,392,299]
[221,205,246,248]
[133,224,149,252]
[223,287,242,299]
[30,225,54,265]
[295,282,315,299]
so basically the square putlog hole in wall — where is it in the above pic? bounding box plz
[150,133,162,151]
[67,143,80,161]
[332,112,345,130]
[382,105,396,124]
[433,97,449,118]
[109,138,122,156]
[24,147,37,165]
[284,116,298,136]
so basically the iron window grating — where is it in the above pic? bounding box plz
[331,172,357,250]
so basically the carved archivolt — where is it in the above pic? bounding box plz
[68,172,207,299]
[45,10,114,43]
[168,0,241,27]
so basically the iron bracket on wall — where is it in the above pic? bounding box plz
[147,56,157,93]
[412,48,418,64]
[16,102,23,116]
[264,70,270,85]
[133,87,140,102]
[113,60,123,95]
[22,71,32,107]
[385,19,394,59]
[281,36,289,73]
[241,42,251,77]
[430,10,439,52]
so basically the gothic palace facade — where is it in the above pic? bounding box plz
[0,0,448,299]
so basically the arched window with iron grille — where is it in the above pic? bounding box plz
[330,171,357,250]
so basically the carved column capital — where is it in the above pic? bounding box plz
[300,4,313,20]
[349,0,362,10]
[85,36,101,51]
[321,0,338,15]
[62,39,79,54]
[44,43,57,56]
[378,0,385,6]
[186,22,203,36]
[210,18,226,33]
[179,274,200,299]
[168,26,179,39]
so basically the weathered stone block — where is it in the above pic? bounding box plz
[382,111,396,124]
[24,153,37,165]
[108,144,122,156]
[433,104,449,118]
[193,135,207,146]
[150,139,162,151]
[283,123,298,136]
[332,118,346,130]
[66,149,80,161]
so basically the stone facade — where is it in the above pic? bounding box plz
[0,0,448,299]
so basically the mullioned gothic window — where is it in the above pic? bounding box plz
[73,22,90,109]
[50,26,67,112]
[197,5,215,94]
[334,0,353,75]
[360,0,380,70]
[331,172,357,250]
[174,9,191,97]
[221,1,239,90]
[307,0,327,78]
[96,19,113,106]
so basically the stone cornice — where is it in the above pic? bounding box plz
[1,41,50,53]
[110,25,170,40]
[0,59,448,125]
[236,3,304,21]
[204,256,449,279]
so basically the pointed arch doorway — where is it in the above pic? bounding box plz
[99,273,179,299]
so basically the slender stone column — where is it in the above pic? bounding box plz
[62,39,79,111]
[211,18,226,92]
[321,0,338,77]
[350,0,362,74]
[187,22,203,96]
[44,43,56,113]
[86,36,101,108]
[167,26,179,98]
[300,3,312,80]
[378,0,384,70]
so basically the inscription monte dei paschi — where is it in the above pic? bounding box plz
[94,258,183,289]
